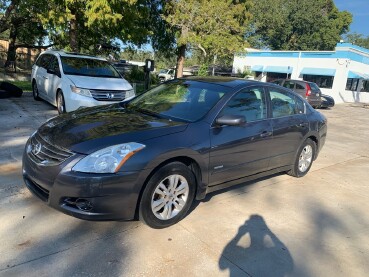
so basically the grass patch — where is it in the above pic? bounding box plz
[4,80,32,91]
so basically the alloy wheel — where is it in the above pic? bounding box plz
[298,145,313,173]
[151,174,189,220]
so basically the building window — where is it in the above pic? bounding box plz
[346,78,359,91]
[303,75,334,89]
[362,80,369,92]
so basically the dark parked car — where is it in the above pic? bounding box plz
[320,94,335,109]
[23,77,327,228]
[271,79,322,108]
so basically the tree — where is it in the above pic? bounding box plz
[0,0,20,34]
[4,0,48,69]
[163,0,252,77]
[249,0,352,50]
[344,33,369,49]
[42,0,160,53]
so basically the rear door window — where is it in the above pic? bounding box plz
[295,83,305,90]
[309,82,321,93]
[269,88,305,118]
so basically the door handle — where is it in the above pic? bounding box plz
[42,76,48,79]
[260,131,272,138]
[296,122,308,128]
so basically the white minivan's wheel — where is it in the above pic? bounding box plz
[32,81,41,100]
[139,162,196,228]
[57,91,66,114]
[288,138,316,178]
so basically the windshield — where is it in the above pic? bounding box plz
[127,80,231,122]
[60,57,121,78]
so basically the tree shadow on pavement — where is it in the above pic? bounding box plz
[219,214,293,277]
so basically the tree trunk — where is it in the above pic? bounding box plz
[175,44,186,78]
[69,16,78,52]
[5,24,18,72]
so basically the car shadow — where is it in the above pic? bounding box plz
[188,172,286,215]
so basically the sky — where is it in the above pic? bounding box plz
[334,0,369,36]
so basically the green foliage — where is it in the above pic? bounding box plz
[197,64,209,76]
[125,66,145,83]
[7,80,32,91]
[344,33,369,49]
[164,0,252,58]
[249,0,352,50]
[41,0,164,53]
[162,0,253,76]
[236,67,253,78]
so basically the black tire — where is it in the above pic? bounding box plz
[139,162,196,228]
[288,138,316,178]
[32,81,41,100]
[57,91,66,114]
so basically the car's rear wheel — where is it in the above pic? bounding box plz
[32,81,40,100]
[139,162,196,228]
[57,91,66,114]
[288,138,316,177]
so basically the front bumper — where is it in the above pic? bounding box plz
[65,92,122,113]
[22,149,143,221]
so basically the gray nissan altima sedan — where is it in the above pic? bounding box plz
[23,77,327,228]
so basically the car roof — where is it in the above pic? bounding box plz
[275,78,308,84]
[183,76,262,88]
[40,50,106,61]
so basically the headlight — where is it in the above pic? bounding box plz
[72,143,145,173]
[70,85,92,97]
[125,89,135,99]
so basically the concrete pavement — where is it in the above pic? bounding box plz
[1,93,369,276]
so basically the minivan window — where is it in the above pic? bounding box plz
[39,54,53,69]
[60,57,121,78]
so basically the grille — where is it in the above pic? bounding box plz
[90,89,127,101]
[28,133,74,166]
[24,178,49,202]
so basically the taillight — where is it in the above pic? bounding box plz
[306,83,312,96]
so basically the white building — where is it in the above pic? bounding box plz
[233,42,369,103]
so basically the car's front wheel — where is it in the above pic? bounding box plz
[32,81,40,100]
[57,91,66,114]
[139,162,196,228]
[288,138,316,178]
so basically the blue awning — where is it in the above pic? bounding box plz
[300,67,336,76]
[264,66,293,74]
[348,71,369,79]
[251,65,264,72]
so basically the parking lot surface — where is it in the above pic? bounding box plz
[1,93,369,277]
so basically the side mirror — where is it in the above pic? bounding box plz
[215,114,246,126]
[47,68,61,78]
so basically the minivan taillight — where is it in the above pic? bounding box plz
[306,83,312,96]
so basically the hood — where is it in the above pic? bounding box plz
[66,75,132,90]
[37,104,188,154]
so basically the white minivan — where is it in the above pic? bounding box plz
[31,50,135,114]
